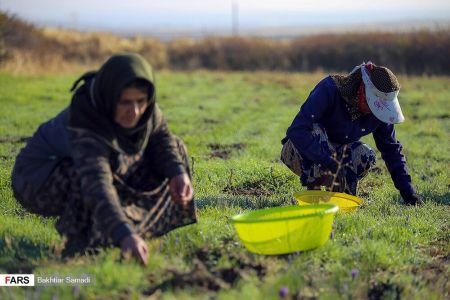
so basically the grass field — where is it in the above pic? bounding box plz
[0,70,449,299]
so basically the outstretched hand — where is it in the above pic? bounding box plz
[120,234,148,266]
[169,173,193,206]
[401,192,424,206]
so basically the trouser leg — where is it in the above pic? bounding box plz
[336,142,376,195]
[281,124,376,195]
[13,159,75,217]
[12,158,96,255]
[281,124,334,190]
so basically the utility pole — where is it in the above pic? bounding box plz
[232,1,239,36]
[69,12,79,30]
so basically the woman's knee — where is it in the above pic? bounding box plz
[13,182,56,216]
[351,143,376,177]
[281,139,303,177]
[11,181,31,212]
[19,159,75,217]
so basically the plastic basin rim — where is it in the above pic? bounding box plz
[230,204,338,224]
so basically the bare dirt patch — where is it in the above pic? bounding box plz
[143,259,230,294]
[0,136,29,143]
[223,178,274,197]
[203,118,220,124]
[436,113,449,119]
[357,179,383,199]
[208,143,245,159]
[368,280,403,300]
[143,244,266,295]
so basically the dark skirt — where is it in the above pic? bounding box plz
[13,139,197,255]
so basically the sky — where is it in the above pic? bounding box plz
[2,0,450,35]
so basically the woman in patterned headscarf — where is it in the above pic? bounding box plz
[281,62,422,205]
[12,53,197,265]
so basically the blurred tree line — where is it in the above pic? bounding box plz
[1,11,449,74]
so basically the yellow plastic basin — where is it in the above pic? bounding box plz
[294,190,363,212]
[230,204,338,255]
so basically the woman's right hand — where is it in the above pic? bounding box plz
[169,173,193,206]
[120,234,148,266]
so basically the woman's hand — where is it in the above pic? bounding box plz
[169,173,193,206]
[400,191,424,206]
[120,234,148,266]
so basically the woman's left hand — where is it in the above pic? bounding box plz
[169,173,193,206]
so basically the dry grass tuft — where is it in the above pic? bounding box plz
[1,11,450,75]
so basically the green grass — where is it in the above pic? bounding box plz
[0,70,449,299]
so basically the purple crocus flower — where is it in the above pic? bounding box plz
[72,286,80,297]
[351,268,359,280]
[279,286,289,298]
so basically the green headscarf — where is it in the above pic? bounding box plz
[69,53,156,154]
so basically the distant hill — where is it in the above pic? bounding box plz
[110,19,450,41]
[0,12,166,73]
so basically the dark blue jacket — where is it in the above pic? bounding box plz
[12,109,71,196]
[283,76,415,196]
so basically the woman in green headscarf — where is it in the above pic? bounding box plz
[12,53,196,265]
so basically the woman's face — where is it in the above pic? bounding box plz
[114,87,149,128]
